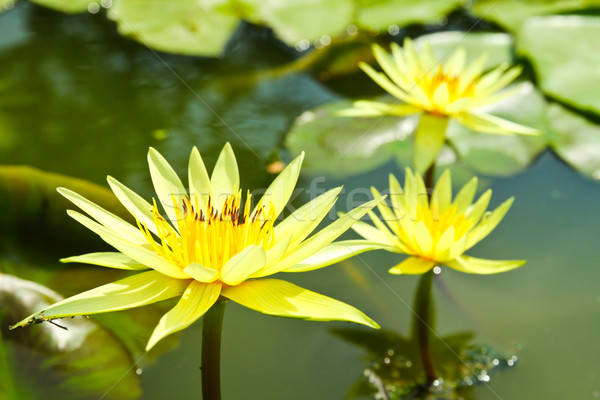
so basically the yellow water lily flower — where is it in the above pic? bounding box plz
[351,168,526,275]
[12,144,384,350]
[339,38,540,172]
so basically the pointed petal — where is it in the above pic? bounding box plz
[458,52,488,93]
[58,187,146,244]
[222,279,378,328]
[413,113,449,174]
[188,146,213,213]
[388,173,407,220]
[431,169,451,216]
[477,66,522,97]
[433,226,455,260]
[11,271,188,329]
[350,220,394,245]
[359,62,411,102]
[146,281,221,350]
[466,197,514,249]
[453,176,478,214]
[432,82,450,110]
[147,147,186,227]
[266,197,384,274]
[67,210,189,279]
[446,256,525,274]
[274,187,341,249]
[107,176,158,236]
[455,111,541,136]
[255,153,303,220]
[182,263,220,283]
[372,44,412,91]
[465,189,492,225]
[339,100,420,117]
[388,256,435,275]
[414,221,433,255]
[283,240,391,273]
[61,252,148,270]
[210,143,239,210]
[264,235,292,270]
[370,187,400,232]
[444,47,466,77]
[220,245,266,286]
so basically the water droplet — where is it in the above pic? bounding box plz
[432,379,441,387]
[386,349,395,356]
[320,35,331,46]
[478,372,490,382]
[101,0,112,7]
[383,357,391,364]
[433,266,442,275]
[295,39,310,52]
[87,2,100,13]
[135,368,143,375]
[314,39,324,50]
[388,24,400,36]
[346,24,358,36]
[492,358,500,366]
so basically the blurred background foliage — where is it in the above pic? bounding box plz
[1,0,599,399]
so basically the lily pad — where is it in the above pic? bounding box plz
[285,96,414,178]
[470,0,598,32]
[517,15,600,115]
[243,0,353,47]
[0,273,141,400]
[29,0,98,14]
[107,0,241,57]
[356,0,465,32]
[414,31,513,70]
[545,103,600,181]
[447,82,548,176]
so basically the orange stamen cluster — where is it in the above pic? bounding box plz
[138,190,275,271]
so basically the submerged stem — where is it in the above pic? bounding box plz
[201,297,227,400]
[415,269,437,384]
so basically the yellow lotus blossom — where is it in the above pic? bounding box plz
[12,144,384,350]
[339,38,540,172]
[351,168,526,275]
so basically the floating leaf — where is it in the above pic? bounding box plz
[29,0,97,14]
[0,273,141,400]
[470,0,596,32]
[414,31,513,70]
[285,97,414,177]
[243,0,353,47]
[545,103,600,180]
[447,82,547,176]
[517,15,600,115]
[356,0,465,32]
[107,0,241,56]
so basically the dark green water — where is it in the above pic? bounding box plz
[1,3,599,400]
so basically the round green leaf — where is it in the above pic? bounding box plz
[0,273,141,400]
[285,97,413,177]
[414,31,513,70]
[517,15,600,115]
[107,0,240,56]
[447,82,547,176]
[546,103,600,180]
[356,0,465,32]
[29,0,98,14]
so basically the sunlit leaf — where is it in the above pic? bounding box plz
[356,0,464,32]
[517,15,600,115]
[107,0,241,57]
[546,103,600,180]
[29,0,97,14]
[0,273,141,400]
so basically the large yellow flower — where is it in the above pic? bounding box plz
[343,38,539,136]
[12,144,383,349]
[351,168,526,275]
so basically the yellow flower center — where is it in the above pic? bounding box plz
[138,190,275,271]
[417,67,476,113]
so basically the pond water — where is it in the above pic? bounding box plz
[1,4,599,400]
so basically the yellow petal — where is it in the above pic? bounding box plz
[188,146,213,213]
[350,219,394,245]
[434,226,455,260]
[210,142,239,210]
[220,245,266,286]
[182,263,220,283]
[58,187,147,245]
[359,62,411,102]
[446,256,525,274]
[388,256,435,275]
[146,281,221,350]
[466,197,514,250]
[414,221,433,255]
[465,189,491,225]
[458,52,488,93]
[107,176,158,235]
[453,176,478,214]
[222,279,378,328]
[147,147,187,228]
[431,169,451,215]
[67,210,189,279]
[372,44,412,91]
[11,271,187,329]
[283,240,390,273]
[255,152,304,220]
[444,47,466,77]
[432,82,450,109]
[456,111,541,136]
[61,252,148,270]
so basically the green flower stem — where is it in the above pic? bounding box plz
[415,269,437,384]
[201,297,227,400]
[414,113,449,175]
